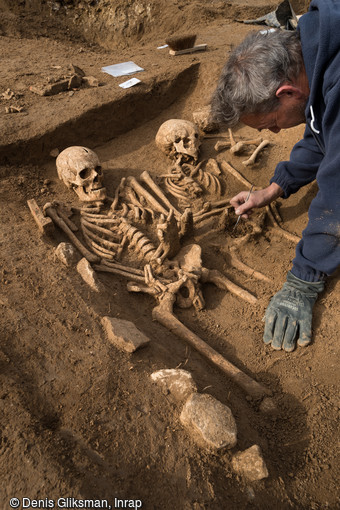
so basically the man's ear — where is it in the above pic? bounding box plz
[276,84,303,99]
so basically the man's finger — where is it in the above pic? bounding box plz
[271,313,288,350]
[297,319,312,347]
[263,311,276,344]
[282,319,298,352]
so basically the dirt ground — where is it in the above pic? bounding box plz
[0,1,339,509]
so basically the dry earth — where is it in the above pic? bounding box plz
[0,1,339,509]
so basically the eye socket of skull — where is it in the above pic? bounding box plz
[79,165,102,180]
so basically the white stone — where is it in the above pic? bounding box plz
[151,369,197,402]
[180,393,237,450]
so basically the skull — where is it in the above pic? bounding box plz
[56,146,106,202]
[155,119,201,162]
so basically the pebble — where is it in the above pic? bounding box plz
[180,393,237,450]
[54,242,78,267]
[232,445,269,481]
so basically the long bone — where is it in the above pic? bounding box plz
[201,267,258,305]
[242,140,270,167]
[194,206,231,224]
[220,161,254,189]
[128,272,269,400]
[43,203,99,263]
[128,176,169,216]
[266,205,300,243]
[110,177,126,212]
[228,246,273,283]
[140,171,182,218]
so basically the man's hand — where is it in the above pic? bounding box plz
[230,182,283,218]
[263,272,324,352]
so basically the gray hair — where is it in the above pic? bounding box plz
[210,29,303,126]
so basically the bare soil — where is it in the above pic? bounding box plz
[0,1,339,509]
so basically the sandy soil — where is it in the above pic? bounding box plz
[0,1,339,509]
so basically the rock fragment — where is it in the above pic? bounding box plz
[232,445,269,481]
[76,257,104,292]
[101,317,150,353]
[180,393,237,450]
[151,369,197,402]
[55,242,78,267]
[192,105,219,133]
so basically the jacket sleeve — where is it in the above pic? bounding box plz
[289,83,340,282]
[270,123,324,198]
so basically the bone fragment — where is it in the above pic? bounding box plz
[266,206,300,243]
[93,263,148,283]
[214,140,230,152]
[27,199,55,235]
[44,203,99,262]
[228,128,236,147]
[230,138,263,154]
[201,268,257,305]
[269,201,282,224]
[229,247,272,283]
[140,171,181,218]
[81,223,120,250]
[55,208,78,232]
[220,161,254,189]
[194,207,230,223]
[80,217,120,240]
[101,260,145,275]
[164,178,188,200]
[128,176,169,216]
[152,287,269,400]
[242,140,270,167]
[110,177,126,212]
[206,158,221,176]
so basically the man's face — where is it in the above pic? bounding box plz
[241,97,307,133]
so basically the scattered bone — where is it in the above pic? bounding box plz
[201,268,257,305]
[205,158,221,176]
[76,257,104,292]
[220,161,253,190]
[54,242,78,267]
[269,201,282,224]
[266,205,300,243]
[228,246,273,283]
[5,106,24,114]
[232,445,269,481]
[27,198,55,235]
[44,203,99,263]
[140,170,181,218]
[230,138,263,154]
[242,140,270,167]
[101,316,150,353]
[214,140,231,152]
[180,392,237,450]
[128,176,169,216]
[2,88,16,100]
[151,369,197,403]
[82,76,99,87]
[194,206,230,224]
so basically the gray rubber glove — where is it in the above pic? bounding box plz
[263,271,324,352]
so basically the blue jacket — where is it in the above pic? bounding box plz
[270,0,340,282]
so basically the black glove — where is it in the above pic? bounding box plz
[263,271,324,352]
